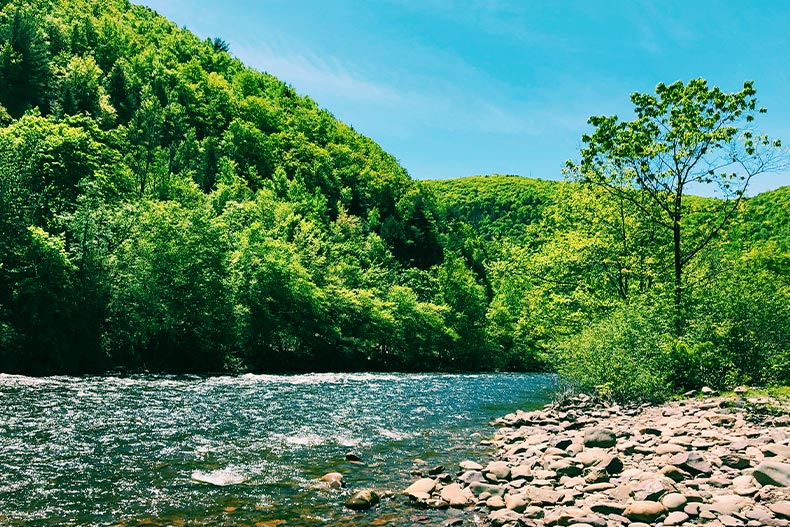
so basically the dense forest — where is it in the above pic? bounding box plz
[1,0,788,400]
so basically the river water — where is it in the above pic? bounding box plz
[0,373,555,526]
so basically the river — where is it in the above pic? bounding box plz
[0,373,556,526]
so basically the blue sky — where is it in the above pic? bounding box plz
[140,0,790,194]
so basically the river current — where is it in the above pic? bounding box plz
[0,373,555,526]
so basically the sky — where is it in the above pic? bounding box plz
[139,0,790,194]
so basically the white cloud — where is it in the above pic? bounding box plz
[233,40,403,104]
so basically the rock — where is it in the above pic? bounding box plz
[458,470,485,485]
[345,452,362,462]
[510,465,532,480]
[762,444,790,459]
[661,492,687,511]
[425,498,449,509]
[701,386,718,395]
[584,427,617,448]
[459,460,484,471]
[664,511,690,526]
[408,491,431,502]
[633,478,673,501]
[660,465,689,482]
[707,494,748,515]
[404,478,436,496]
[624,501,668,522]
[549,458,582,477]
[504,493,529,512]
[428,464,445,476]
[656,443,686,455]
[576,448,608,467]
[440,483,463,501]
[734,385,749,394]
[670,451,713,476]
[721,453,752,469]
[344,489,380,510]
[600,454,624,474]
[769,502,790,520]
[469,482,505,498]
[486,495,506,509]
[640,426,663,436]
[484,460,511,481]
[754,461,790,487]
[590,502,626,515]
[488,508,524,527]
[320,472,344,489]
[522,485,563,505]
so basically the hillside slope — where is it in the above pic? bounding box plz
[0,0,494,374]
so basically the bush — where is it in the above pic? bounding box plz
[555,305,672,403]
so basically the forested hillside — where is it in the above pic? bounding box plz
[430,173,790,400]
[0,0,501,374]
[1,0,788,399]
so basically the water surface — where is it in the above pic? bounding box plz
[0,373,555,526]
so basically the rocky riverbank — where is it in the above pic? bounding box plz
[392,390,790,527]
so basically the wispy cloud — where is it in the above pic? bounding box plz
[233,40,402,104]
[233,35,542,138]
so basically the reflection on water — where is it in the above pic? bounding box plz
[0,372,554,526]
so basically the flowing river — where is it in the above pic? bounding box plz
[0,373,556,526]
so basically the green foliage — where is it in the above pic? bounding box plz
[0,0,787,388]
[0,0,470,374]
[0,4,51,117]
[555,304,672,403]
[567,79,784,335]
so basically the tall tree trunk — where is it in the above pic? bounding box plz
[673,188,684,337]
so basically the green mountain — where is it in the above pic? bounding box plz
[424,175,557,241]
[0,0,490,374]
[1,0,788,398]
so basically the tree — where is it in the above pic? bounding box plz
[0,5,50,117]
[566,79,784,333]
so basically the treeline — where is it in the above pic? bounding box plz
[0,0,517,374]
[434,176,790,400]
[2,1,788,400]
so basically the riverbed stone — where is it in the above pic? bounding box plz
[486,495,506,509]
[770,501,790,519]
[484,460,511,481]
[405,478,436,496]
[661,492,687,511]
[470,481,505,498]
[488,508,524,527]
[454,392,790,527]
[584,428,617,448]
[664,510,690,526]
[624,500,668,522]
[670,451,713,476]
[344,489,380,510]
[320,472,344,489]
[721,453,752,469]
[459,460,484,471]
[754,461,790,487]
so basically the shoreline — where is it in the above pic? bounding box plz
[396,391,790,526]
